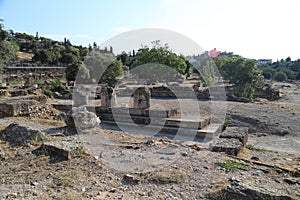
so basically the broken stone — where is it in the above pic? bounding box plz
[123,174,140,184]
[211,138,243,156]
[133,87,150,109]
[40,140,83,160]
[63,106,100,133]
[0,100,36,118]
[219,127,248,146]
[1,123,46,146]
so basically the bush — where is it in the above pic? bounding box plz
[274,72,287,82]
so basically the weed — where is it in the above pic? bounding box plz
[246,144,272,152]
[54,170,80,187]
[215,159,248,170]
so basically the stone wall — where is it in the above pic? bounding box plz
[0,100,36,118]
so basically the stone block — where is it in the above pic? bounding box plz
[211,138,243,156]
[0,100,36,118]
[41,141,82,160]
[219,127,248,146]
[133,87,150,109]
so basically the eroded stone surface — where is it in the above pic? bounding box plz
[219,127,248,146]
[63,106,100,133]
[0,123,46,145]
[211,138,243,156]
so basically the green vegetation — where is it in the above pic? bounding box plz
[0,20,18,72]
[246,144,272,152]
[259,57,300,81]
[54,170,80,187]
[215,159,248,170]
[131,41,187,83]
[274,71,287,82]
[215,56,264,100]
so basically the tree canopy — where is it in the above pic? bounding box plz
[131,41,187,83]
[216,56,263,100]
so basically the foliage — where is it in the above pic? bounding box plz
[131,41,187,83]
[82,50,123,85]
[215,159,248,170]
[216,56,264,100]
[274,71,287,82]
[246,144,272,152]
[258,57,300,81]
[0,20,19,71]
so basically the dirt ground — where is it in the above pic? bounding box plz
[0,82,300,199]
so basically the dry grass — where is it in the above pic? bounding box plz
[16,51,34,61]
[148,168,188,184]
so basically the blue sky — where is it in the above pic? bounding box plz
[0,0,299,61]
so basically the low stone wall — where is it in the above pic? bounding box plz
[0,100,36,118]
[90,106,179,118]
[8,95,47,104]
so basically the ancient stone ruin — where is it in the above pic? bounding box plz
[133,87,150,109]
[62,106,100,134]
[101,86,114,107]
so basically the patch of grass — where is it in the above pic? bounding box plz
[54,170,80,187]
[246,144,272,152]
[148,169,188,184]
[215,159,248,170]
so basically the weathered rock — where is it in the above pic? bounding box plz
[101,86,114,107]
[1,123,46,146]
[207,177,296,200]
[40,141,83,160]
[63,106,100,132]
[122,174,140,184]
[133,87,150,109]
[0,100,36,118]
[219,127,248,146]
[210,138,243,156]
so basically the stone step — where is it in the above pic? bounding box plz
[93,106,178,118]
[100,113,210,130]
[100,120,219,140]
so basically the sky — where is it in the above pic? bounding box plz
[0,0,299,61]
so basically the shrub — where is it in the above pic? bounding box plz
[274,72,287,82]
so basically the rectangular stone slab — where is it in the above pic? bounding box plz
[219,127,248,146]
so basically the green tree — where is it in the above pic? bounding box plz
[0,20,18,72]
[131,41,187,82]
[217,56,263,100]
[80,50,123,85]
[274,71,287,82]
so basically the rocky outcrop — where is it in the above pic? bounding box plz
[0,123,46,146]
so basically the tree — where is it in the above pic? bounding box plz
[83,50,123,85]
[274,72,287,82]
[217,56,263,100]
[0,20,18,71]
[131,41,187,83]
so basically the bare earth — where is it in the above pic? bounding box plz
[0,84,300,199]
